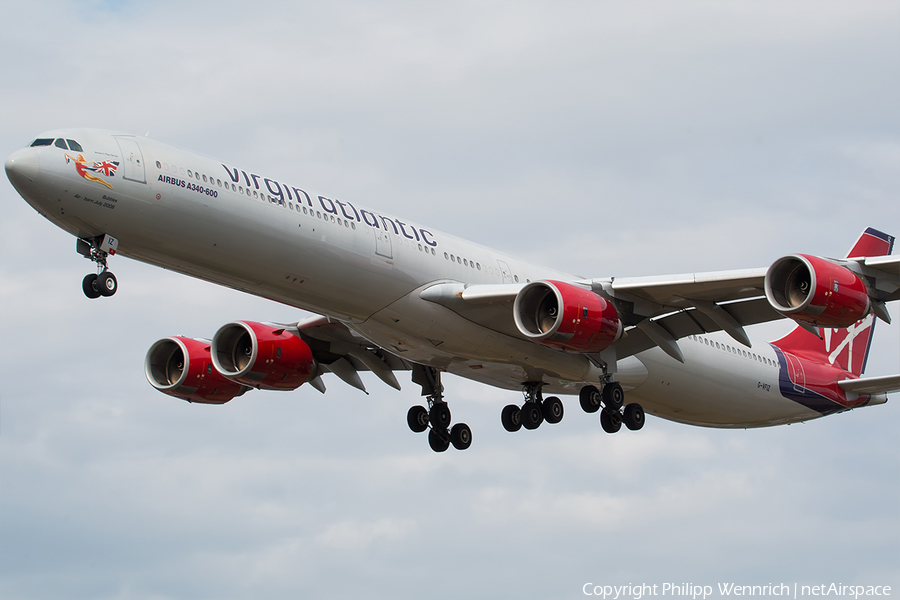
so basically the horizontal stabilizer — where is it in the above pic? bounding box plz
[838,374,900,395]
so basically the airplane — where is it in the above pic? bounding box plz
[6,128,900,453]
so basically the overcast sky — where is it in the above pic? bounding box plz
[1,2,898,599]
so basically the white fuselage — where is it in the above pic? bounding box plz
[8,129,838,427]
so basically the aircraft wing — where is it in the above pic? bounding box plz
[838,374,900,396]
[293,316,411,393]
[420,266,781,363]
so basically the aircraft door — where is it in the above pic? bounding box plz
[115,137,146,183]
[497,260,513,283]
[375,229,392,259]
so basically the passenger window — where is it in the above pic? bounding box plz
[156,161,162,168]
[203,174,208,182]
[514,275,519,282]
[217,179,222,186]
[66,140,83,151]
[464,259,468,267]
[30,138,53,147]
[55,138,68,149]
[445,253,449,260]
[188,170,193,177]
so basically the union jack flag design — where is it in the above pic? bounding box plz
[90,160,119,177]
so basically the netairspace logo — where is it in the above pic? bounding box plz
[582,583,893,600]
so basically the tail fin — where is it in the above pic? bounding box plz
[772,227,895,377]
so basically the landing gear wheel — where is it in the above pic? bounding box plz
[603,382,624,410]
[501,404,522,432]
[542,396,564,424]
[520,403,543,430]
[600,409,622,434]
[450,423,472,450]
[579,385,601,413]
[428,429,450,452]
[82,274,101,299]
[429,402,451,430]
[407,405,428,433]
[623,403,645,431]
[97,271,117,296]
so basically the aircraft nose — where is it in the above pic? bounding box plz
[5,147,41,187]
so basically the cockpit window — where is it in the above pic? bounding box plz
[30,138,53,147]
[66,139,83,152]
[54,139,68,149]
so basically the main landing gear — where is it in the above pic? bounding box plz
[578,381,645,433]
[77,235,118,299]
[407,365,472,452]
[500,382,564,433]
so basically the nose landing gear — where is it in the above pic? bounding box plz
[77,235,118,299]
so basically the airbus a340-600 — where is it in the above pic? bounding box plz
[7,129,900,452]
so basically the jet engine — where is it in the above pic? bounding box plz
[765,254,871,328]
[145,336,248,404]
[211,321,316,390]
[513,280,622,353]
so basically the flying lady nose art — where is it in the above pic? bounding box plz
[65,153,119,189]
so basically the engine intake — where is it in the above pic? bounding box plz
[514,280,622,353]
[765,254,871,328]
[211,321,316,390]
[145,336,248,404]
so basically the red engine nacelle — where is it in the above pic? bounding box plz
[144,336,248,404]
[765,254,871,328]
[513,280,622,353]
[210,321,316,391]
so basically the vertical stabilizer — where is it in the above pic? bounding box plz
[772,227,894,377]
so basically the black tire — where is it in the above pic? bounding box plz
[542,396,564,424]
[579,385,601,413]
[450,423,472,450]
[623,403,645,431]
[429,402,451,430]
[521,402,543,430]
[407,405,428,433]
[603,382,624,410]
[428,429,450,452]
[97,271,117,297]
[600,409,622,434]
[82,274,101,299]
[501,404,522,432]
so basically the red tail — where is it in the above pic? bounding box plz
[772,227,894,377]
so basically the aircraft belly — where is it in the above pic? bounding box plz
[629,344,821,427]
